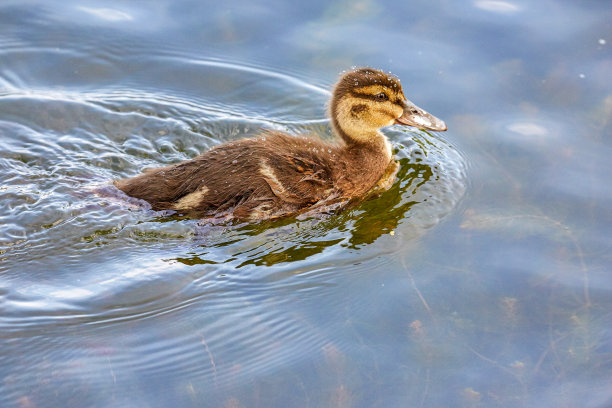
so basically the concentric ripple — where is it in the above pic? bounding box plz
[0,45,466,406]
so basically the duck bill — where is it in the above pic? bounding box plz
[395,101,447,131]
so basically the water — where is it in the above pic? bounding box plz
[1,1,611,407]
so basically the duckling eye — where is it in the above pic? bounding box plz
[375,93,389,101]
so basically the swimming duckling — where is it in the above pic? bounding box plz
[114,67,447,221]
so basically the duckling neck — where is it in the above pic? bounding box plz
[331,117,393,195]
[331,115,392,162]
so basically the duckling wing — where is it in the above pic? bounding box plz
[113,159,203,207]
[115,132,340,218]
[257,133,338,205]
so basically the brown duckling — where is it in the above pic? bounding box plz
[114,67,447,221]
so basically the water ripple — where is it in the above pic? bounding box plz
[0,47,467,406]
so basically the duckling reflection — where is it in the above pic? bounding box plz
[115,68,446,222]
[172,155,434,267]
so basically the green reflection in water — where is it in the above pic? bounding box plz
[173,153,434,267]
[346,158,432,248]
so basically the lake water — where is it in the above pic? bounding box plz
[1,1,611,407]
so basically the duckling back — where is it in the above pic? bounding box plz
[115,132,347,220]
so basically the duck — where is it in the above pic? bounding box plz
[114,67,447,222]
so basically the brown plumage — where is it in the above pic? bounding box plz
[114,67,447,221]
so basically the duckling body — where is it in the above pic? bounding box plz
[115,68,446,221]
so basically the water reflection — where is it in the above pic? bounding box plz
[473,0,521,13]
[174,157,431,266]
[162,129,465,267]
[77,7,134,22]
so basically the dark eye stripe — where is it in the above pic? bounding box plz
[349,90,404,108]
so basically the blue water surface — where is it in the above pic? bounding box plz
[1,0,611,407]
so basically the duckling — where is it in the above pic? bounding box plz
[114,67,447,221]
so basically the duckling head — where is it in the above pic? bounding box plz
[330,67,446,145]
